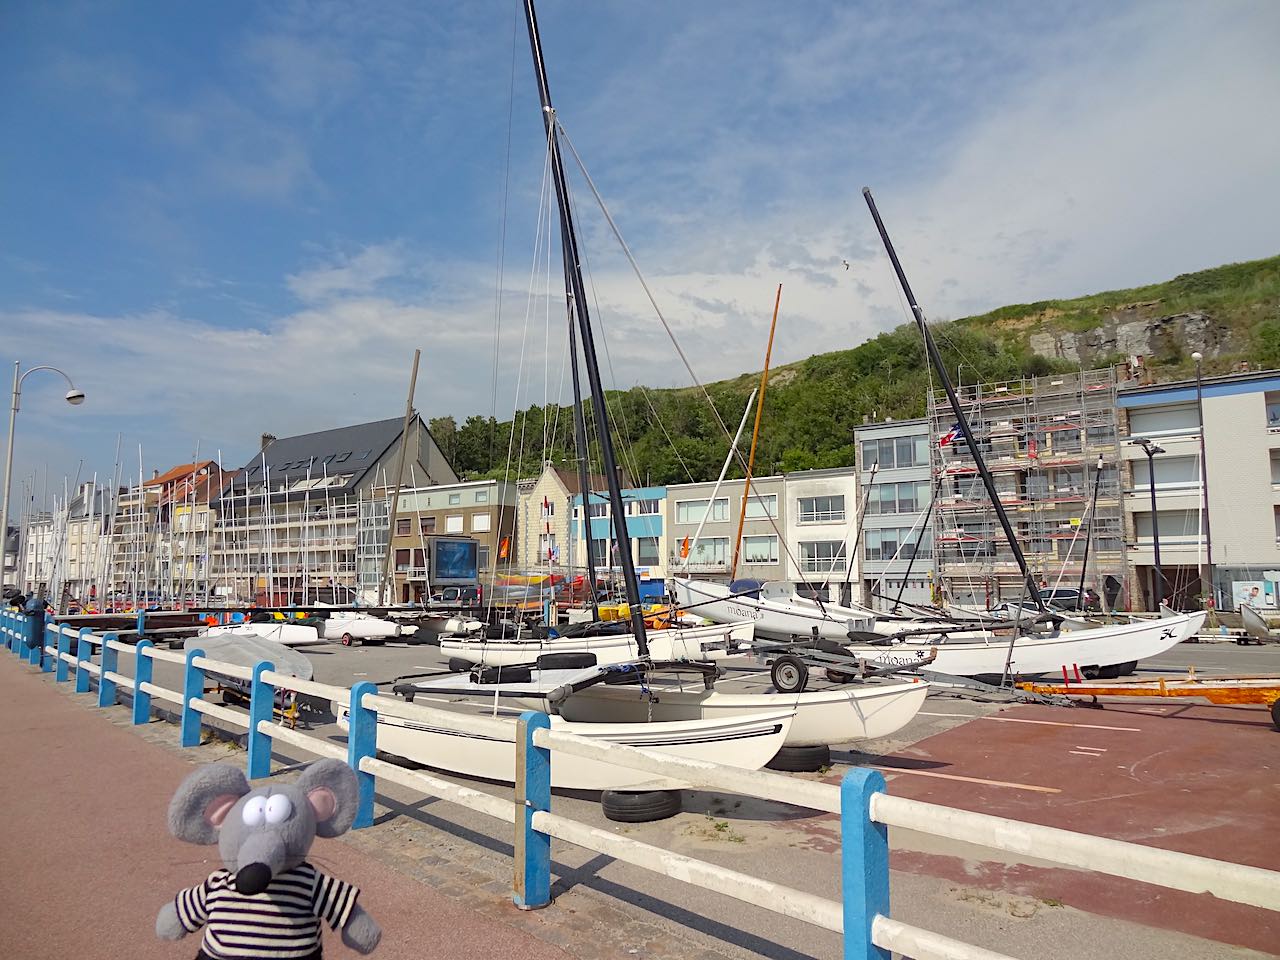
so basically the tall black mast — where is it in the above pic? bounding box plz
[524,0,649,654]
[563,256,601,622]
[862,188,1047,613]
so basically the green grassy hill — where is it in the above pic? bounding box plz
[433,253,1280,485]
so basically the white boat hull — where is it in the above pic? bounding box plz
[519,676,930,747]
[202,623,324,647]
[319,614,401,641]
[439,621,755,667]
[336,704,793,790]
[851,611,1206,677]
[673,578,889,642]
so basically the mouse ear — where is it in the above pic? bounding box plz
[296,759,359,837]
[168,763,250,845]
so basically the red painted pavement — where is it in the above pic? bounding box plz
[811,702,1280,953]
[0,659,572,960]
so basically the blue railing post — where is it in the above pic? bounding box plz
[133,640,154,724]
[74,630,95,693]
[181,648,206,747]
[514,711,552,910]
[55,627,73,682]
[841,769,890,960]
[98,632,120,708]
[246,660,275,780]
[6,611,18,653]
[2,611,11,652]
[41,623,56,672]
[347,681,378,829]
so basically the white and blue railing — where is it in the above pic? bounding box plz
[4,610,1279,960]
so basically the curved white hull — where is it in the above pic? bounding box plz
[439,621,755,667]
[336,704,793,790]
[851,611,1206,677]
[518,676,930,747]
[319,614,402,641]
[202,623,324,647]
[674,578,901,642]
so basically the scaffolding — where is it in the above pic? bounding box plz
[928,368,1126,608]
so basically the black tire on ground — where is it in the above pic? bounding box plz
[1096,664,1122,680]
[601,789,682,823]
[1271,698,1280,731]
[447,657,473,673]
[766,744,831,773]
[1118,660,1138,676]
[476,665,532,684]
[341,633,354,647]
[365,638,386,646]
[825,667,855,684]
[536,652,598,670]
[771,655,809,694]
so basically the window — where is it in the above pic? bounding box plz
[637,536,660,566]
[540,500,555,519]
[478,545,491,570]
[1272,451,1280,485]
[675,497,729,524]
[744,492,778,519]
[867,481,931,515]
[394,549,410,572]
[395,519,410,536]
[471,512,491,533]
[448,493,461,505]
[446,515,463,533]
[1133,455,1200,491]
[474,489,489,504]
[687,537,729,565]
[800,540,846,573]
[1268,392,1280,428]
[742,535,778,564]
[420,516,436,535]
[589,538,610,567]
[865,527,932,562]
[862,435,927,470]
[798,495,845,523]
[1134,510,1200,543]
[636,498,660,516]
[1128,404,1199,439]
[587,500,608,518]
[538,533,557,561]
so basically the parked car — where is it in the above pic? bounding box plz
[430,585,481,606]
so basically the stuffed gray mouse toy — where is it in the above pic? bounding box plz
[157,759,382,958]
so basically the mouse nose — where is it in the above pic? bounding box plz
[235,862,273,895]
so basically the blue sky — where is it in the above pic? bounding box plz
[2,0,1278,503]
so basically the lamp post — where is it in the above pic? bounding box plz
[1,362,86,591]
[1191,351,1215,611]
[1131,436,1166,609]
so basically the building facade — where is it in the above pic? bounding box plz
[927,369,1125,609]
[666,475,789,583]
[569,485,668,583]
[383,479,518,602]
[782,468,860,593]
[1117,368,1280,611]
[853,419,935,607]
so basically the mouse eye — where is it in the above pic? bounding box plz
[242,796,267,827]
[265,795,293,824]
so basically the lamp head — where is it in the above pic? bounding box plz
[64,389,85,406]
[1191,351,1203,362]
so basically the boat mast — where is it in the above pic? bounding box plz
[563,262,601,621]
[862,187,1047,612]
[523,0,648,655]
[730,284,782,580]
[1076,454,1104,607]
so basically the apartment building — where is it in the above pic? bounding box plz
[1117,367,1280,610]
[568,485,668,582]
[666,475,789,582]
[852,419,935,607]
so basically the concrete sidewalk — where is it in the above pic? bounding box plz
[0,660,572,960]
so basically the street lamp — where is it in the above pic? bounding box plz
[1190,351,1215,611]
[1131,436,1166,609]
[1,362,86,592]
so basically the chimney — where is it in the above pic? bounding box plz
[261,433,277,451]
[151,469,159,480]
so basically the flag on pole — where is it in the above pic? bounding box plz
[680,536,690,558]
[938,424,961,447]
[498,536,510,560]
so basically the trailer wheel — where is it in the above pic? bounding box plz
[825,668,855,684]
[766,744,831,773]
[340,633,355,647]
[601,789,681,823]
[771,656,809,694]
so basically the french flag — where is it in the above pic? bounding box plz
[938,424,961,447]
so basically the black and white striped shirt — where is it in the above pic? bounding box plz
[174,862,359,959]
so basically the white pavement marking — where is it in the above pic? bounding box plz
[873,766,1061,794]
[1069,751,1102,757]
[1074,746,1107,753]
[917,711,1140,732]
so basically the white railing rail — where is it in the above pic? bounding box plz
[3,606,1277,960]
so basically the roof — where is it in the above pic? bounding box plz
[145,461,216,488]
[550,465,633,496]
[212,416,421,506]
[1116,367,1280,408]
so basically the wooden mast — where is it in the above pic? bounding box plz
[730,284,782,580]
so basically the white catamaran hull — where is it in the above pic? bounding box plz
[335,705,793,791]
[318,614,402,641]
[439,621,755,667]
[201,622,325,647]
[673,578,899,642]
[518,676,930,747]
[849,611,1206,677]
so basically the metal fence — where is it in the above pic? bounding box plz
[3,607,1277,960]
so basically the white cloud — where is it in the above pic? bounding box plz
[286,243,410,302]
